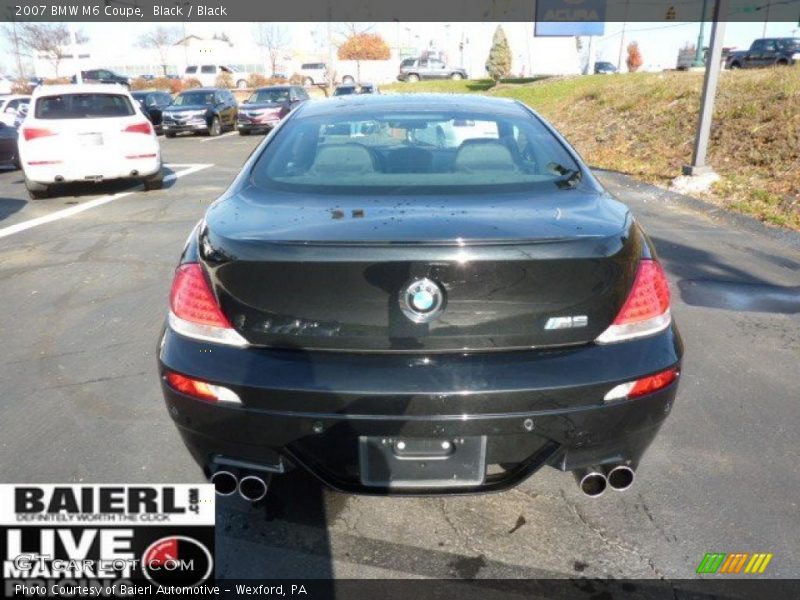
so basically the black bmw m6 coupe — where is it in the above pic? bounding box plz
[158,94,683,500]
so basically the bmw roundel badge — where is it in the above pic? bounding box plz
[400,278,445,323]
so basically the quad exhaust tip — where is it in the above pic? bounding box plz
[238,475,268,502]
[606,465,635,492]
[576,468,607,498]
[210,470,237,496]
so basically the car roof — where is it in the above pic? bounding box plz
[31,83,131,97]
[299,93,524,118]
[179,87,225,93]
[254,86,292,91]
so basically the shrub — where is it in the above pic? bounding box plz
[183,77,203,89]
[11,79,30,94]
[248,73,269,88]
[486,26,512,82]
[289,72,304,85]
[215,72,234,88]
[129,78,151,91]
[626,42,643,73]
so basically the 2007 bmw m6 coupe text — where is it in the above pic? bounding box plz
[158,95,683,500]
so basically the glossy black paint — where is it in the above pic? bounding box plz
[0,123,19,168]
[237,86,308,134]
[159,95,684,494]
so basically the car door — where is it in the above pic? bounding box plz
[745,40,763,68]
[428,59,448,79]
[760,39,777,66]
[416,59,430,79]
[220,91,236,126]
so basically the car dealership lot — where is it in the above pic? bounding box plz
[0,135,798,579]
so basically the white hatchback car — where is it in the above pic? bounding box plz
[19,84,162,199]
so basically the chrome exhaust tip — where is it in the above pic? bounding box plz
[606,465,635,492]
[575,468,607,498]
[238,475,268,502]
[210,470,238,496]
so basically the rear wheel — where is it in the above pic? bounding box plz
[142,170,164,191]
[165,131,176,138]
[238,129,251,136]
[208,117,221,137]
[303,77,313,86]
[776,59,789,66]
[236,79,247,88]
[451,72,464,80]
[25,177,50,199]
[729,61,741,69]
[342,75,355,84]
[407,73,420,83]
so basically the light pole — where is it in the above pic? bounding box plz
[692,0,708,67]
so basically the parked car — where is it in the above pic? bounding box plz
[183,65,248,89]
[71,69,132,87]
[131,90,173,135]
[0,121,20,169]
[0,95,30,127]
[726,38,800,69]
[299,62,328,86]
[18,84,162,199]
[594,61,618,74]
[158,95,682,499]
[237,85,308,135]
[162,88,237,138]
[0,75,15,95]
[333,83,379,96]
[13,103,29,128]
[397,58,468,82]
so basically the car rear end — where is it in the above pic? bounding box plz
[158,97,683,498]
[19,84,160,186]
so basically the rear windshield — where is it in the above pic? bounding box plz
[35,94,134,119]
[173,91,215,106]
[249,89,290,103]
[251,108,582,194]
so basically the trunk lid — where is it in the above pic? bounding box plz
[200,187,641,352]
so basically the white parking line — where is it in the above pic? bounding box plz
[200,131,238,143]
[0,163,212,240]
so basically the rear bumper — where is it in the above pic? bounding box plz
[158,324,683,495]
[23,155,160,184]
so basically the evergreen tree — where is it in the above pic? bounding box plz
[485,25,512,82]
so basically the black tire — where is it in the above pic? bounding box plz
[776,59,789,67]
[165,131,176,138]
[407,73,420,83]
[142,171,164,191]
[25,176,50,199]
[451,72,464,80]
[729,62,741,70]
[342,75,355,84]
[238,129,251,136]
[236,79,248,89]
[208,117,221,137]
[303,77,313,86]
[12,154,21,170]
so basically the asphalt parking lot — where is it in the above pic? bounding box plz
[1,130,798,581]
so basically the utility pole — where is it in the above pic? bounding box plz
[70,24,82,84]
[616,0,630,71]
[11,21,23,78]
[762,0,770,38]
[683,0,728,176]
[692,0,708,67]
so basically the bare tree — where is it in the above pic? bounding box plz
[0,22,26,78]
[18,23,87,78]
[137,26,181,77]
[253,24,290,76]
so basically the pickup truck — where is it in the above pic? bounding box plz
[397,58,468,82]
[726,38,800,69]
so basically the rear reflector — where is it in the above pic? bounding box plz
[595,259,671,344]
[22,127,57,141]
[168,263,248,346]
[123,121,153,135]
[125,153,158,159]
[165,370,241,403]
[604,367,679,402]
[27,160,63,166]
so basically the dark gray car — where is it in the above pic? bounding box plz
[398,58,468,82]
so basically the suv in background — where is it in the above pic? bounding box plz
[162,87,238,137]
[71,69,132,87]
[397,58,468,82]
[726,38,800,69]
[237,85,308,135]
[184,65,248,89]
[594,61,618,74]
[299,63,328,86]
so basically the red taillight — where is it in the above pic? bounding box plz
[604,367,679,402]
[170,263,231,328]
[22,127,57,141]
[628,368,679,398]
[612,260,670,325]
[123,121,153,135]
[164,370,241,403]
[167,263,248,346]
[595,259,672,344]
[165,371,218,402]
